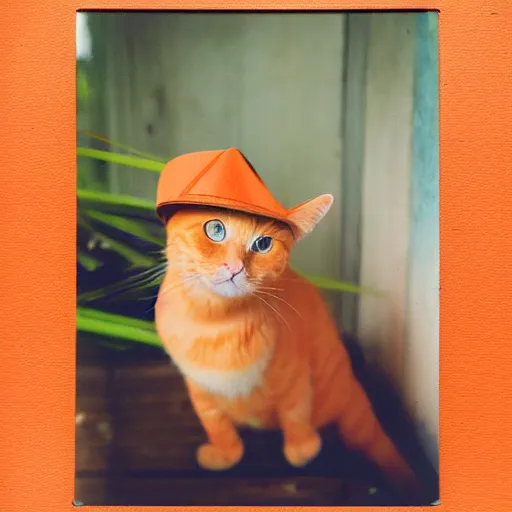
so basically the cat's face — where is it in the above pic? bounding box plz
[165,208,295,299]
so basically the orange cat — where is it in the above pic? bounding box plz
[155,196,420,494]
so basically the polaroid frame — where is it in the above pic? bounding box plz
[1,1,511,511]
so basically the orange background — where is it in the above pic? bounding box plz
[1,1,511,511]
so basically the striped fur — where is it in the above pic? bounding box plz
[154,204,419,494]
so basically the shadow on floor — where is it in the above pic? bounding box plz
[75,329,439,506]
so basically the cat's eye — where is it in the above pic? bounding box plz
[251,236,273,254]
[204,219,226,242]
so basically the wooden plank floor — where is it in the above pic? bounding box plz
[75,340,439,506]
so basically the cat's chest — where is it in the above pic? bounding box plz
[160,314,274,398]
[174,349,272,398]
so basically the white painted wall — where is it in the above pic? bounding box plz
[104,12,346,310]
[353,13,439,470]
[356,13,416,385]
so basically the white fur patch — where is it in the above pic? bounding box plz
[174,350,272,398]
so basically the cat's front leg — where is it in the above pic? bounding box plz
[185,377,244,471]
[275,373,322,467]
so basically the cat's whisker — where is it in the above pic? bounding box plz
[253,293,291,332]
[159,279,192,295]
[159,274,200,296]
[119,268,167,291]
[115,273,162,291]
[136,276,191,302]
[144,275,201,312]
[140,277,197,310]
[256,290,302,319]
[106,279,164,301]
[136,293,160,301]
[257,285,285,292]
[146,248,168,256]
[122,265,167,285]
[82,265,167,303]
[136,261,167,272]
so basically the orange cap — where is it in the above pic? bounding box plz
[156,148,330,239]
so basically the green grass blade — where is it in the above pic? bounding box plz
[77,307,162,347]
[79,131,167,162]
[79,307,156,330]
[84,210,165,247]
[77,147,165,172]
[93,235,156,269]
[77,188,156,213]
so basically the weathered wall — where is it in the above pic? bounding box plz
[404,12,439,469]
[102,12,346,287]
[357,13,416,383]
[354,12,439,469]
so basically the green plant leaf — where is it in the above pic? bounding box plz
[77,265,166,303]
[94,236,157,268]
[77,188,156,211]
[79,130,167,162]
[77,307,162,347]
[78,251,104,271]
[84,210,165,247]
[78,215,157,269]
[79,307,156,329]
[292,267,382,296]
[77,147,165,172]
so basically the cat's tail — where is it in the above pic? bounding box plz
[336,376,424,501]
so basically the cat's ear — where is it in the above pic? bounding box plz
[287,194,334,240]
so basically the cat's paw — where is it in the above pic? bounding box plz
[283,432,322,467]
[196,442,244,471]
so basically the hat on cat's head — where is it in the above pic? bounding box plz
[156,148,334,241]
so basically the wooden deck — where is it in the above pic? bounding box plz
[74,339,438,506]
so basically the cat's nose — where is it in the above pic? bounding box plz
[224,261,244,276]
